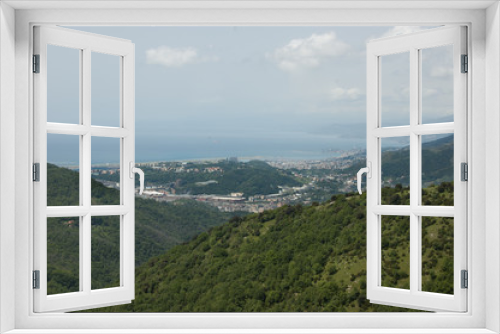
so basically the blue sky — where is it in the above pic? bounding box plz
[47,26,452,164]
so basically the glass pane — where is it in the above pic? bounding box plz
[47,216,80,295]
[421,45,454,124]
[47,133,80,206]
[381,52,410,127]
[47,45,80,124]
[91,137,121,205]
[91,215,121,289]
[422,134,454,206]
[421,217,454,294]
[381,215,410,289]
[381,137,410,205]
[92,52,121,127]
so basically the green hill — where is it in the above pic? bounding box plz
[97,160,302,197]
[48,134,455,310]
[343,135,454,191]
[87,183,453,312]
[47,163,233,294]
[189,160,301,196]
[380,135,454,187]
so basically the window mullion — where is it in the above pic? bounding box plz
[416,48,424,294]
[409,47,420,294]
[82,47,91,208]
[82,47,92,294]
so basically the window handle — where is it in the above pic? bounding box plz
[129,162,145,195]
[357,162,371,195]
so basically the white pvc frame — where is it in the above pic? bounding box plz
[3,2,498,333]
[32,26,135,312]
[366,26,467,312]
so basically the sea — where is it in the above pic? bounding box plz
[48,132,367,166]
[134,133,366,163]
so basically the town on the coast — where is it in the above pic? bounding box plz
[91,149,366,213]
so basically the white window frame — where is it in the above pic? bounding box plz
[33,25,136,313]
[1,1,499,333]
[365,26,468,312]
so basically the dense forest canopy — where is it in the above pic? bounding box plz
[47,163,233,294]
[83,184,453,312]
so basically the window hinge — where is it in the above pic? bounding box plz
[33,163,40,182]
[461,162,468,181]
[461,54,468,73]
[33,54,40,73]
[461,270,468,289]
[33,270,40,289]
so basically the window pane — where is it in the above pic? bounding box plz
[380,52,410,127]
[92,52,121,127]
[91,137,121,205]
[47,133,80,206]
[421,217,454,294]
[381,137,410,205]
[422,134,454,206]
[91,215,121,290]
[421,45,454,124]
[47,45,80,124]
[47,216,80,295]
[381,215,410,289]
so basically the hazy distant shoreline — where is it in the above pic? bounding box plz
[52,150,359,170]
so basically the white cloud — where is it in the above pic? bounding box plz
[330,86,361,101]
[268,32,350,72]
[430,66,453,77]
[146,46,217,68]
[378,26,428,39]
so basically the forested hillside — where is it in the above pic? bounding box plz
[190,160,302,196]
[97,160,302,196]
[49,134,455,310]
[344,134,454,188]
[47,164,233,294]
[88,183,454,312]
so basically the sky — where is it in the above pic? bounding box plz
[46,26,453,164]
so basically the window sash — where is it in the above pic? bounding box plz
[366,26,468,312]
[33,25,136,313]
